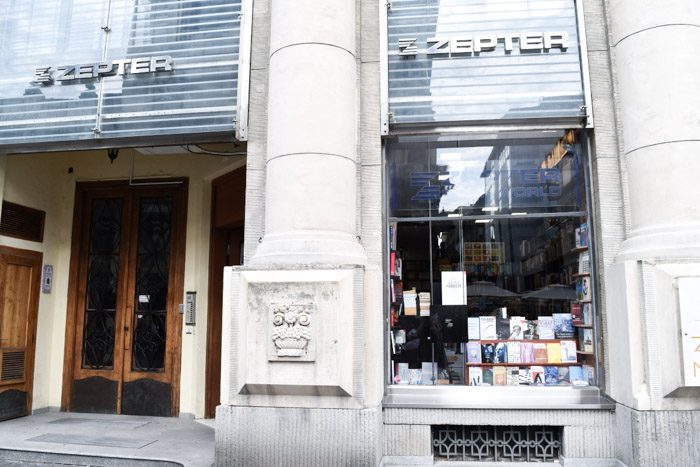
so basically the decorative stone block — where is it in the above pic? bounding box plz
[269,302,314,361]
[224,266,364,401]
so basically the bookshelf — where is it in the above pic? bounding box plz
[569,222,595,366]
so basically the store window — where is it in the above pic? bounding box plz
[387,129,597,388]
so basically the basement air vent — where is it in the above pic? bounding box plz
[0,201,45,242]
[1,350,25,382]
[432,425,562,462]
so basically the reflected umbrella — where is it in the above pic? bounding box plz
[522,284,576,301]
[466,281,519,298]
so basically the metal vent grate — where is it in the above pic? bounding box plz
[432,425,562,462]
[1,350,25,382]
[0,201,45,242]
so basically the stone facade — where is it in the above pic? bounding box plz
[215,0,700,465]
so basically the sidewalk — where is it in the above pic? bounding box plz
[0,412,214,467]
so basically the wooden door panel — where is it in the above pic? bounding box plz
[0,248,42,421]
[0,262,32,348]
[205,166,246,418]
[73,194,128,375]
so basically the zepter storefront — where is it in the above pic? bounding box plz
[0,0,251,419]
[381,0,613,462]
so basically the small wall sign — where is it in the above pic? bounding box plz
[42,264,53,294]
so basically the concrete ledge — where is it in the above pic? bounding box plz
[380,455,433,465]
[0,449,182,467]
[560,456,625,467]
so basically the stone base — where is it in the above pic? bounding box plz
[215,405,382,467]
[615,403,700,467]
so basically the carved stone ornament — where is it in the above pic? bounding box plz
[271,303,312,358]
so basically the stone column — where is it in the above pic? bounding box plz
[249,0,366,266]
[605,1,700,465]
[216,1,381,466]
[611,0,700,260]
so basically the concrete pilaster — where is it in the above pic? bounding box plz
[608,0,700,259]
[216,1,382,465]
[249,0,366,266]
[604,1,700,465]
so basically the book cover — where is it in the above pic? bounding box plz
[533,343,548,364]
[507,367,520,386]
[569,366,585,384]
[557,367,570,385]
[582,303,593,326]
[403,289,417,316]
[493,366,507,386]
[578,251,590,275]
[481,343,495,363]
[445,345,465,384]
[418,292,431,317]
[506,341,521,363]
[544,366,559,385]
[394,329,406,345]
[582,364,595,385]
[531,366,545,385]
[519,367,531,385]
[395,257,403,279]
[553,313,575,339]
[494,342,508,363]
[524,320,539,340]
[560,340,578,363]
[571,303,583,325]
[576,276,592,301]
[520,342,534,363]
[579,328,594,353]
[579,222,588,247]
[574,227,581,249]
[546,342,562,364]
[496,317,511,339]
[467,317,480,340]
[408,369,422,385]
[509,316,526,340]
[397,363,410,385]
[395,281,404,302]
[468,367,483,386]
[421,361,436,385]
[479,316,497,340]
[538,316,555,339]
[466,341,482,364]
[441,271,467,305]
[482,368,494,386]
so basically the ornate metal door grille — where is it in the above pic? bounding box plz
[432,425,562,462]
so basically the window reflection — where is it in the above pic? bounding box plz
[388,130,596,387]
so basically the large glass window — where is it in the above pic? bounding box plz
[387,129,597,388]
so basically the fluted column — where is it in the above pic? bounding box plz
[250,0,366,266]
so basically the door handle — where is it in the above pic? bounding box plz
[124,307,132,351]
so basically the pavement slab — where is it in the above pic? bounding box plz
[0,412,214,467]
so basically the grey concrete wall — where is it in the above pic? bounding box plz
[216,405,382,467]
[615,404,700,467]
[383,408,617,461]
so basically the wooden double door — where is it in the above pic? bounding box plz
[64,181,187,416]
